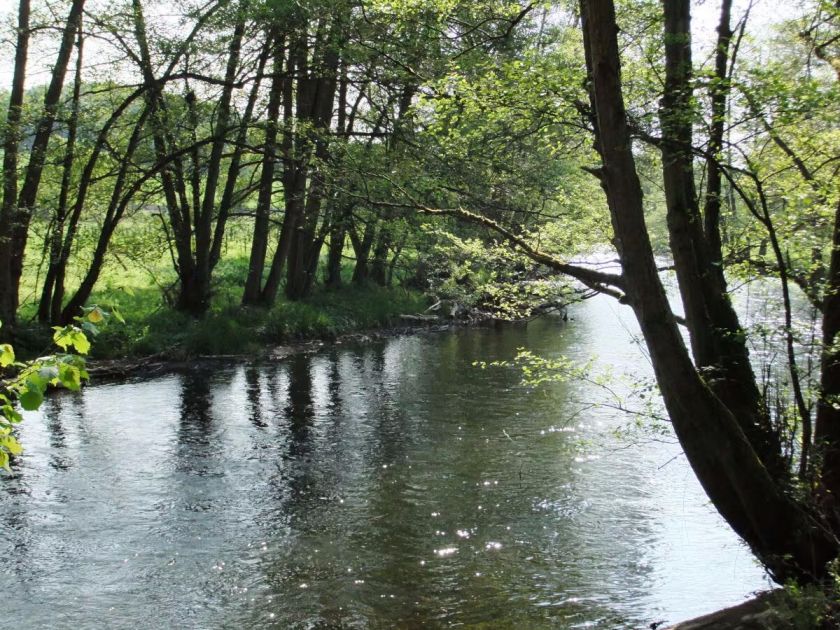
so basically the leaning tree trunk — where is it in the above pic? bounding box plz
[580,0,836,582]
[39,19,84,323]
[59,111,149,323]
[39,86,147,324]
[658,0,783,477]
[816,196,840,525]
[801,26,840,506]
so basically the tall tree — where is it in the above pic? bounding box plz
[0,0,31,328]
[576,0,838,581]
[38,16,85,324]
[0,0,86,328]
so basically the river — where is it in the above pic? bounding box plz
[1,294,771,628]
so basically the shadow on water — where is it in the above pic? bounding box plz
[176,371,216,472]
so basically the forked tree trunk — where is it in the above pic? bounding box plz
[176,10,248,316]
[658,0,783,477]
[350,221,376,284]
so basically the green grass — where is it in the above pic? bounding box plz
[14,216,428,360]
[17,272,427,361]
[14,212,564,361]
[90,281,425,360]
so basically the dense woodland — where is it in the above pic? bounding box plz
[1,0,840,595]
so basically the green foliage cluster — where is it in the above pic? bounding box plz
[418,227,571,319]
[0,308,107,470]
[778,573,840,629]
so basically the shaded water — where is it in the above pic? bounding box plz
[2,296,770,628]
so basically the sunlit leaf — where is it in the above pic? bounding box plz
[0,343,14,367]
[87,307,105,324]
[0,436,22,456]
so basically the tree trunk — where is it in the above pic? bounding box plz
[580,0,836,582]
[132,0,198,315]
[176,9,247,316]
[816,196,840,525]
[282,21,340,301]
[703,0,732,265]
[370,227,391,286]
[659,0,783,477]
[59,112,148,322]
[350,221,376,284]
[324,202,351,289]
[39,19,84,323]
[209,38,271,271]
[243,32,284,306]
[0,0,30,329]
[38,86,146,324]
[0,0,84,329]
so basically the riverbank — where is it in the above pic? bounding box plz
[13,284,430,362]
[83,305,565,380]
[83,317,462,380]
[669,588,840,629]
[13,276,567,378]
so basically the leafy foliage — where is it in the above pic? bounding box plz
[0,309,107,471]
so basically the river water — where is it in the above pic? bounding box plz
[2,295,770,629]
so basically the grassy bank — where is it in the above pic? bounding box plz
[11,221,429,360]
[15,258,428,361]
[94,284,427,360]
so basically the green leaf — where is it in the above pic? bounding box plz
[2,405,23,424]
[0,343,14,367]
[52,327,91,354]
[58,364,82,391]
[71,331,91,355]
[26,373,48,395]
[19,390,44,411]
[0,435,22,456]
[53,327,74,350]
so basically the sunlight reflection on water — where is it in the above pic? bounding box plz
[1,295,771,629]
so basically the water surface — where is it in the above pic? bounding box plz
[2,295,770,628]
